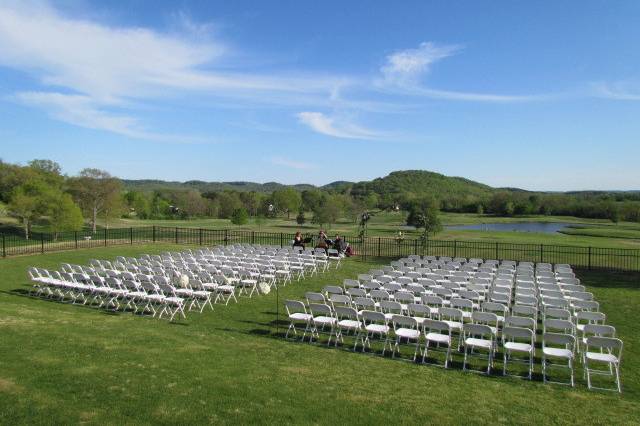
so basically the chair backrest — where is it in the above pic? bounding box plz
[392,315,418,330]
[512,304,537,318]
[439,307,463,321]
[423,319,450,334]
[379,300,402,314]
[305,292,326,304]
[309,303,333,316]
[583,324,616,338]
[323,285,344,295]
[334,306,359,321]
[585,337,623,359]
[502,326,534,343]
[354,297,376,311]
[347,288,366,298]
[329,294,352,307]
[576,311,605,324]
[394,291,415,304]
[472,311,498,325]
[463,323,493,339]
[543,332,575,351]
[370,289,390,302]
[482,302,507,316]
[361,310,386,325]
[408,303,430,318]
[544,319,574,334]
[545,308,571,321]
[505,316,535,330]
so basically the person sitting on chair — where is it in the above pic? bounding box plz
[333,235,347,255]
[293,231,305,249]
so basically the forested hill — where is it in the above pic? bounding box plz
[349,170,495,199]
[122,170,497,197]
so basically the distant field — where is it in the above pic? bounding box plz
[2,212,640,250]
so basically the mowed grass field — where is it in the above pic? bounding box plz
[2,211,640,249]
[1,245,639,424]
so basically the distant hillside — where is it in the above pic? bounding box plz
[350,170,495,200]
[122,179,316,193]
[122,170,499,198]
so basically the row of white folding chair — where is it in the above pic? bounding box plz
[29,268,188,320]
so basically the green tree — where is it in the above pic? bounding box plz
[8,186,44,239]
[272,188,301,219]
[69,169,123,233]
[49,193,84,240]
[311,195,341,228]
[406,196,443,241]
[231,207,249,225]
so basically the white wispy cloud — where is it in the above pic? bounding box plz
[381,42,461,85]
[590,82,640,101]
[377,42,550,103]
[14,91,205,143]
[0,1,347,140]
[297,112,381,140]
[269,156,314,170]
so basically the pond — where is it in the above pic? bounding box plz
[445,222,580,234]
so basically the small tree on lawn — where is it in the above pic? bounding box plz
[407,196,442,251]
[231,208,249,225]
[296,210,306,225]
[49,193,84,241]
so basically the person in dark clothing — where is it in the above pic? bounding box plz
[293,231,305,249]
[333,235,347,254]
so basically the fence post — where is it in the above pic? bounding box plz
[251,231,255,245]
[540,244,543,263]
[2,234,5,257]
[199,228,203,246]
[495,242,499,260]
[152,226,156,243]
[280,232,284,248]
[224,229,228,246]
[377,237,381,257]
[41,233,44,254]
[588,247,592,270]
[74,231,78,249]
[454,240,457,258]
[414,238,418,255]
[130,227,134,245]
[175,227,179,244]
[104,228,107,247]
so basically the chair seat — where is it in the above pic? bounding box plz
[366,324,389,334]
[313,316,336,325]
[289,313,312,321]
[504,342,532,352]
[218,285,235,293]
[465,338,493,350]
[543,347,573,359]
[426,333,451,345]
[338,320,361,329]
[586,352,619,363]
[396,328,420,339]
[165,297,183,305]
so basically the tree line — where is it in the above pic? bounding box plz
[1,159,639,240]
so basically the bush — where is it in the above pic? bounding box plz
[231,208,249,225]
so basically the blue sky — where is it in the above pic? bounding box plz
[1,0,639,190]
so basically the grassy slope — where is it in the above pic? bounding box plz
[1,246,639,424]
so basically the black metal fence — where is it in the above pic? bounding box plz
[1,226,639,271]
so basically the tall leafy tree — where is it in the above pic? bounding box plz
[407,196,443,241]
[49,192,84,240]
[272,187,301,219]
[69,169,122,233]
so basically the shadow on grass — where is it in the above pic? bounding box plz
[576,269,640,290]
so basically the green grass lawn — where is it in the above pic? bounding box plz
[1,245,639,424]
